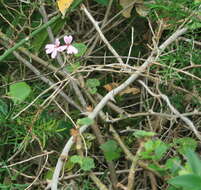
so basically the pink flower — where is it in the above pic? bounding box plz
[63,35,78,54]
[45,38,66,59]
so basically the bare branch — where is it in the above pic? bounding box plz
[51,5,188,190]
[138,80,201,141]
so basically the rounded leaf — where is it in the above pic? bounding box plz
[8,82,31,104]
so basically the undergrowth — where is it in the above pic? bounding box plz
[1,0,201,189]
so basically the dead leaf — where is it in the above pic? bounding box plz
[60,154,67,161]
[119,0,135,18]
[135,2,149,17]
[104,82,140,96]
[86,105,93,112]
[103,82,119,91]
[57,0,74,17]
[119,87,140,96]
[70,128,79,137]
[120,0,148,18]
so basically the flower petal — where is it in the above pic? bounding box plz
[67,45,78,54]
[57,45,67,52]
[45,44,55,54]
[46,48,53,54]
[51,49,57,59]
[45,44,54,49]
[55,38,60,46]
[64,35,73,44]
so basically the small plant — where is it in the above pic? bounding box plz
[100,140,121,161]
[132,131,201,189]
[168,150,201,190]
[70,155,95,171]
[86,78,100,94]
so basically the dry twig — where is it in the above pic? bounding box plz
[50,5,188,190]
[138,80,201,141]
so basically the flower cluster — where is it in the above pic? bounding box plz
[45,35,78,59]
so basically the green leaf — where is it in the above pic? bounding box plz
[86,78,100,88]
[194,0,201,5]
[8,82,31,104]
[133,130,156,138]
[154,140,169,160]
[173,138,197,154]
[32,18,65,53]
[73,43,87,57]
[140,151,153,159]
[64,159,75,172]
[178,163,193,176]
[185,149,201,176]
[104,150,120,161]
[168,174,201,189]
[44,168,54,180]
[0,99,8,116]
[100,140,121,161]
[70,0,84,10]
[70,156,95,171]
[70,155,83,165]
[141,140,169,160]
[148,163,167,174]
[89,87,97,94]
[32,29,48,53]
[77,117,94,126]
[86,78,100,94]
[65,62,80,73]
[144,140,154,152]
[82,157,95,171]
[165,157,181,175]
[100,140,118,152]
[189,21,201,30]
[167,186,182,190]
[94,0,109,6]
